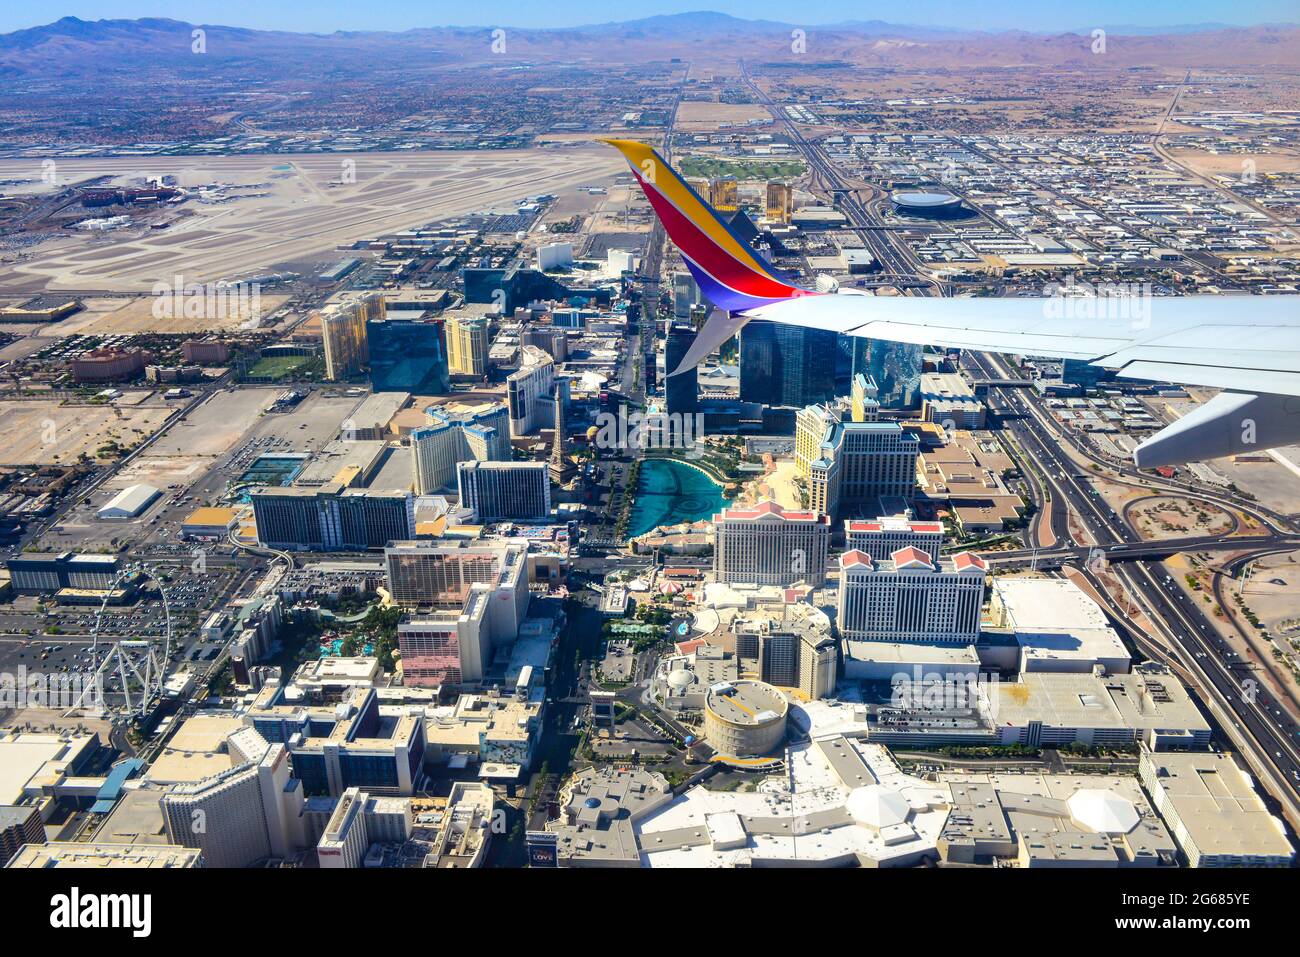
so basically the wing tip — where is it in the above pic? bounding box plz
[598,138,653,163]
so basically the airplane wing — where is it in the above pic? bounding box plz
[748,293,1300,468]
[748,293,1300,397]
[601,138,1300,467]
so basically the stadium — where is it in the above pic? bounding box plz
[890,190,969,219]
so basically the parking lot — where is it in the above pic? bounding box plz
[24,385,370,554]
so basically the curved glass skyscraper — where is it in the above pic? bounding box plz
[860,338,921,410]
[739,320,838,409]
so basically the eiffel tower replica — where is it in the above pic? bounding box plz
[549,377,575,483]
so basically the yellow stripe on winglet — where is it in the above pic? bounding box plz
[598,138,772,274]
[599,137,659,179]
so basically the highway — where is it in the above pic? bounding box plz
[985,533,1300,569]
[739,62,940,291]
[970,350,1300,822]
[968,350,1298,538]
[653,66,1300,824]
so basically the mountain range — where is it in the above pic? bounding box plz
[2,13,1297,78]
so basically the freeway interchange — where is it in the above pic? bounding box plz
[743,79,1300,823]
[971,350,1300,827]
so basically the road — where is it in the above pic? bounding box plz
[968,350,1297,536]
[741,71,889,274]
[740,62,944,294]
[985,533,1300,570]
[971,350,1300,824]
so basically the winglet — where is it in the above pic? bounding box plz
[669,309,755,377]
[600,138,810,312]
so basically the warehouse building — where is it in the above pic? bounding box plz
[1138,747,1294,867]
[97,483,161,520]
[6,552,120,595]
[989,577,1132,675]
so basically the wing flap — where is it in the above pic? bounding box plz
[846,320,1125,360]
[748,295,1134,359]
[1116,361,1300,397]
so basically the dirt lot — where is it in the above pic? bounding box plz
[675,100,774,131]
[1238,549,1300,642]
[0,395,173,466]
[1128,495,1236,540]
[1166,149,1300,177]
[39,293,292,336]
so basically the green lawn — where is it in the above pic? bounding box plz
[246,355,313,380]
[677,156,806,181]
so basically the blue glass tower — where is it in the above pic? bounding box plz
[664,324,699,416]
[862,338,922,410]
[739,320,838,408]
[367,318,450,394]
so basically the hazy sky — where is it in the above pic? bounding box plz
[4,1,1297,34]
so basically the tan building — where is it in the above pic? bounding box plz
[446,316,489,377]
[708,175,738,212]
[320,294,381,381]
[712,500,831,587]
[799,633,837,700]
[7,842,202,868]
[0,296,81,323]
[794,402,839,479]
[915,433,1025,533]
[703,679,788,758]
[850,373,879,423]
[794,396,913,520]
[766,180,793,223]
[845,517,944,563]
[180,506,240,541]
[921,372,986,430]
[1138,747,1294,867]
[733,602,837,700]
[838,548,986,646]
[684,175,711,199]
[0,805,44,863]
[941,774,1179,868]
[71,347,149,383]
[181,339,230,364]
[992,664,1213,751]
[551,766,673,867]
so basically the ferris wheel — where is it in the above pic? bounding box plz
[66,561,174,720]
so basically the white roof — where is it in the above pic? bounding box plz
[995,577,1109,631]
[1067,788,1140,834]
[846,784,911,830]
[666,669,695,690]
[995,578,1131,669]
[705,811,747,850]
[98,483,160,518]
[635,738,949,868]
